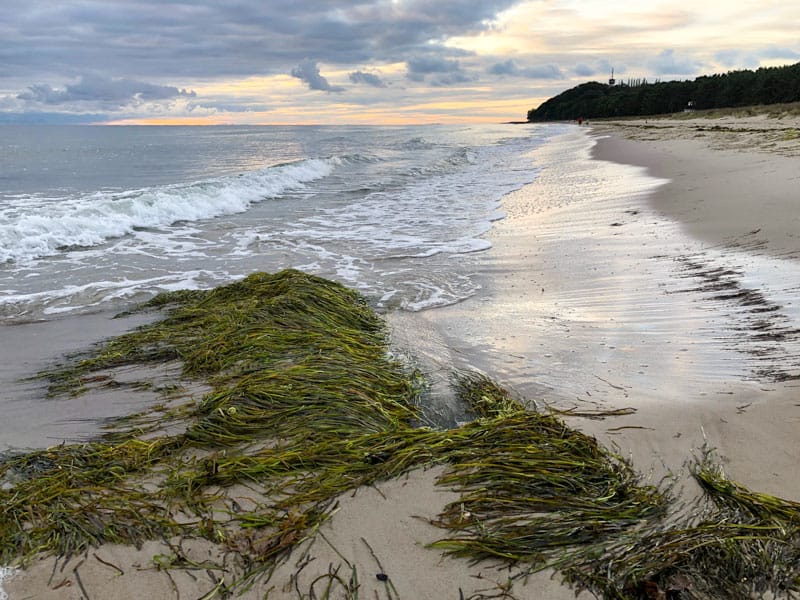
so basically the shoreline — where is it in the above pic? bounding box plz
[4,116,800,599]
[589,121,800,498]
[590,117,800,259]
[394,120,800,494]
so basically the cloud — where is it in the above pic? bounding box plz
[487,60,516,76]
[715,50,759,69]
[574,64,596,77]
[406,55,478,86]
[290,60,345,92]
[0,0,520,84]
[406,55,473,85]
[430,72,474,87]
[760,46,800,60]
[407,56,462,75]
[488,60,564,79]
[0,111,109,125]
[198,102,270,113]
[17,74,195,108]
[349,71,387,88]
[648,49,703,76]
[715,47,799,70]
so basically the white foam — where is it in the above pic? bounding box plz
[0,158,337,264]
[0,270,223,317]
[0,566,16,600]
[0,124,571,321]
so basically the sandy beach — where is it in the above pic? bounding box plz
[4,113,800,599]
[587,114,800,492]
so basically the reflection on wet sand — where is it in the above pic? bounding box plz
[393,127,800,498]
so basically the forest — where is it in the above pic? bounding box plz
[527,62,800,121]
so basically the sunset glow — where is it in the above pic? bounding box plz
[1,0,798,125]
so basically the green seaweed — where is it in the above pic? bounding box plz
[2,270,799,599]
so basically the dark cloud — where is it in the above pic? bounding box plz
[488,60,564,79]
[574,64,596,77]
[0,0,519,83]
[430,72,474,87]
[349,71,387,87]
[406,55,473,85]
[573,60,614,79]
[17,74,195,108]
[290,60,345,92]
[408,56,463,75]
[488,60,517,75]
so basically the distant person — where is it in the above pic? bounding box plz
[578,117,583,125]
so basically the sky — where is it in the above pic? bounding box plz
[1,0,798,125]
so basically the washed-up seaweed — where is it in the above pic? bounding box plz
[2,269,799,599]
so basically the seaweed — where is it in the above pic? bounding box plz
[2,270,799,599]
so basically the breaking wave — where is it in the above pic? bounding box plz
[0,158,337,264]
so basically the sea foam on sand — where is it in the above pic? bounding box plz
[0,567,16,600]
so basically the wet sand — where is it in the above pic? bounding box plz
[5,115,800,599]
[0,311,163,451]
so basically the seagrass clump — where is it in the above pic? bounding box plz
[430,375,800,599]
[431,373,667,566]
[2,270,424,568]
[1,270,799,599]
[560,455,800,599]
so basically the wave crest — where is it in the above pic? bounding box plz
[0,158,336,264]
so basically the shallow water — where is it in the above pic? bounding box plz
[0,124,565,321]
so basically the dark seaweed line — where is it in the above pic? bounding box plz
[670,254,800,382]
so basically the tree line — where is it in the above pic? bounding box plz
[527,62,800,121]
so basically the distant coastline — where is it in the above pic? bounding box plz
[527,62,800,122]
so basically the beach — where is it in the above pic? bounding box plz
[587,116,800,494]
[398,113,800,496]
[4,114,800,599]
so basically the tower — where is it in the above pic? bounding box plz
[609,68,615,86]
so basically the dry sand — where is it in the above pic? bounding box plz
[5,114,800,599]
[592,115,800,257]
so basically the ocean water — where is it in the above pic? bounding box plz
[0,123,568,321]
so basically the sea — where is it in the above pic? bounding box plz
[0,122,567,450]
[0,123,564,320]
